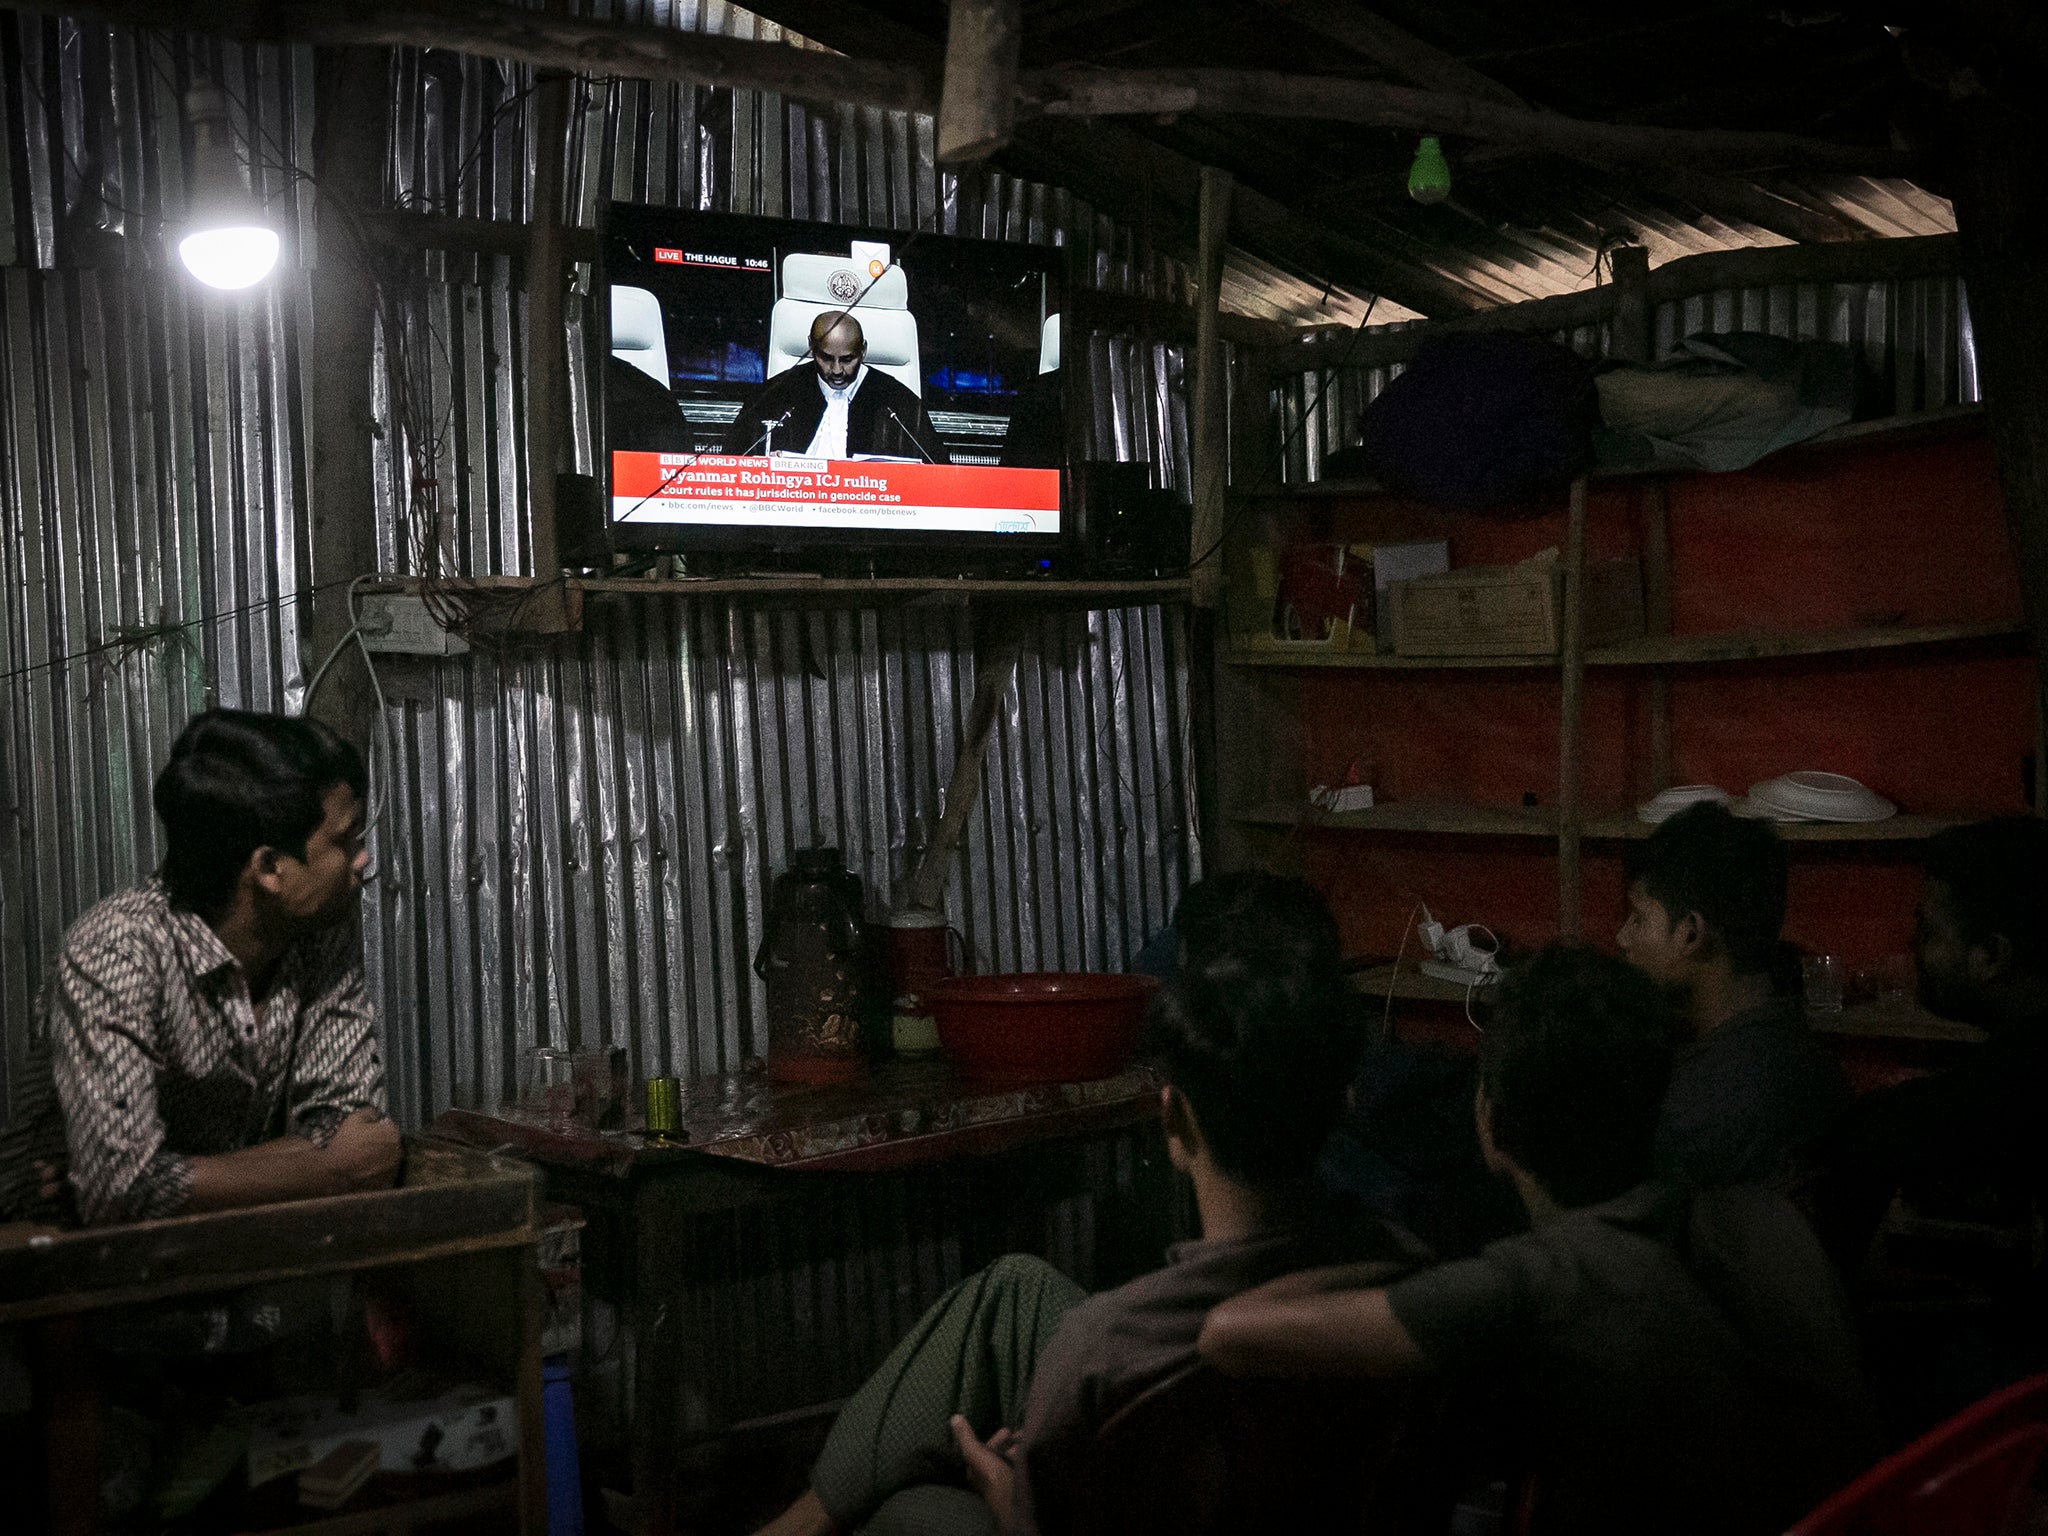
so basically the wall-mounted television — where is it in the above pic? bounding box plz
[599,202,1068,559]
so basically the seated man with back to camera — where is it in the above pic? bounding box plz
[1201,945,1877,1536]
[721,310,951,464]
[1617,799,1849,1189]
[751,872,1446,1536]
[0,709,399,1226]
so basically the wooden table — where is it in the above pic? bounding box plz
[0,1142,546,1536]
[431,1058,1175,1535]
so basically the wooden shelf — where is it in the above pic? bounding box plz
[1228,620,2027,672]
[1348,961,1987,1045]
[1233,405,1990,501]
[373,574,1190,606]
[1809,1005,1987,1046]
[1347,960,1485,1004]
[1235,800,1966,842]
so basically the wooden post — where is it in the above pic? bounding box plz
[524,46,570,578]
[1558,475,1590,939]
[1608,245,1675,797]
[910,618,1024,912]
[1228,346,1273,490]
[1609,242,1652,364]
[1945,85,2048,690]
[1641,480,1675,793]
[935,0,1021,163]
[1189,166,1234,610]
[304,46,391,740]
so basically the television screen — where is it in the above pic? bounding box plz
[600,203,1068,553]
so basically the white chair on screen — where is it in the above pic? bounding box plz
[1038,312,1061,375]
[610,285,670,387]
[766,251,923,396]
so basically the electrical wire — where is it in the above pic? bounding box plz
[1379,901,1427,1043]
[302,575,398,834]
[0,578,360,690]
[1186,290,1381,575]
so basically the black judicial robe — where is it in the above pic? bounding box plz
[719,363,950,463]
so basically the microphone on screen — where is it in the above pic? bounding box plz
[737,408,794,456]
[887,408,939,465]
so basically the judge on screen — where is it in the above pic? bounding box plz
[720,311,951,464]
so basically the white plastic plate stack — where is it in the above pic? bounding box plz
[1742,771,1896,823]
[1636,785,1735,824]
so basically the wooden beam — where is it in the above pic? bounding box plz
[1945,87,2048,689]
[1254,0,1528,108]
[936,0,1021,163]
[911,625,1023,912]
[15,0,940,112]
[28,0,1920,182]
[1025,68,1923,177]
[1264,231,1964,376]
[304,45,390,744]
[523,39,569,578]
[1191,167,1234,610]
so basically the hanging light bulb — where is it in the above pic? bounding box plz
[177,83,279,291]
[1407,136,1452,205]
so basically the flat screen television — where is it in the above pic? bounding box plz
[599,202,1069,560]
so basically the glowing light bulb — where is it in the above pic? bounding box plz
[177,83,279,292]
[179,225,280,290]
[1407,136,1452,205]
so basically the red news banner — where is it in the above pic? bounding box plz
[612,451,1061,534]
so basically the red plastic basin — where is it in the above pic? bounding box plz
[926,972,1158,1085]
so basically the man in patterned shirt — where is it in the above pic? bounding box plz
[0,709,400,1226]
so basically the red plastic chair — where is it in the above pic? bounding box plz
[1787,1373,2048,1536]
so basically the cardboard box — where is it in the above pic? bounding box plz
[1364,539,1450,648]
[1229,539,1450,656]
[246,1376,517,1489]
[1389,556,1645,657]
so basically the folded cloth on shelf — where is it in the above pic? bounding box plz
[1595,331,1857,473]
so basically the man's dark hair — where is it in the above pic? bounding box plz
[1921,818,2048,978]
[153,709,365,914]
[1141,873,1358,1183]
[1173,869,1343,976]
[1479,944,1676,1208]
[1623,800,1787,975]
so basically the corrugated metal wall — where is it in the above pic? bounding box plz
[0,8,1198,1133]
[365,598,1192,1127]
[1277,275,1979,483]
[0,16,324,1119]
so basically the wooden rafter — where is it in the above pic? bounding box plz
[23,0,1920,178]
[1251,1,1876,243]
[1252,0,1529,107]
[1023,67,1921,175]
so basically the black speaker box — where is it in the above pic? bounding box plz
[1071,460,1188,577]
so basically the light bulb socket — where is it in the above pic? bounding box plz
[184,83,261,227]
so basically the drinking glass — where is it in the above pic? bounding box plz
[1802,954,1844,1015]
[519,1046,579,1130]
